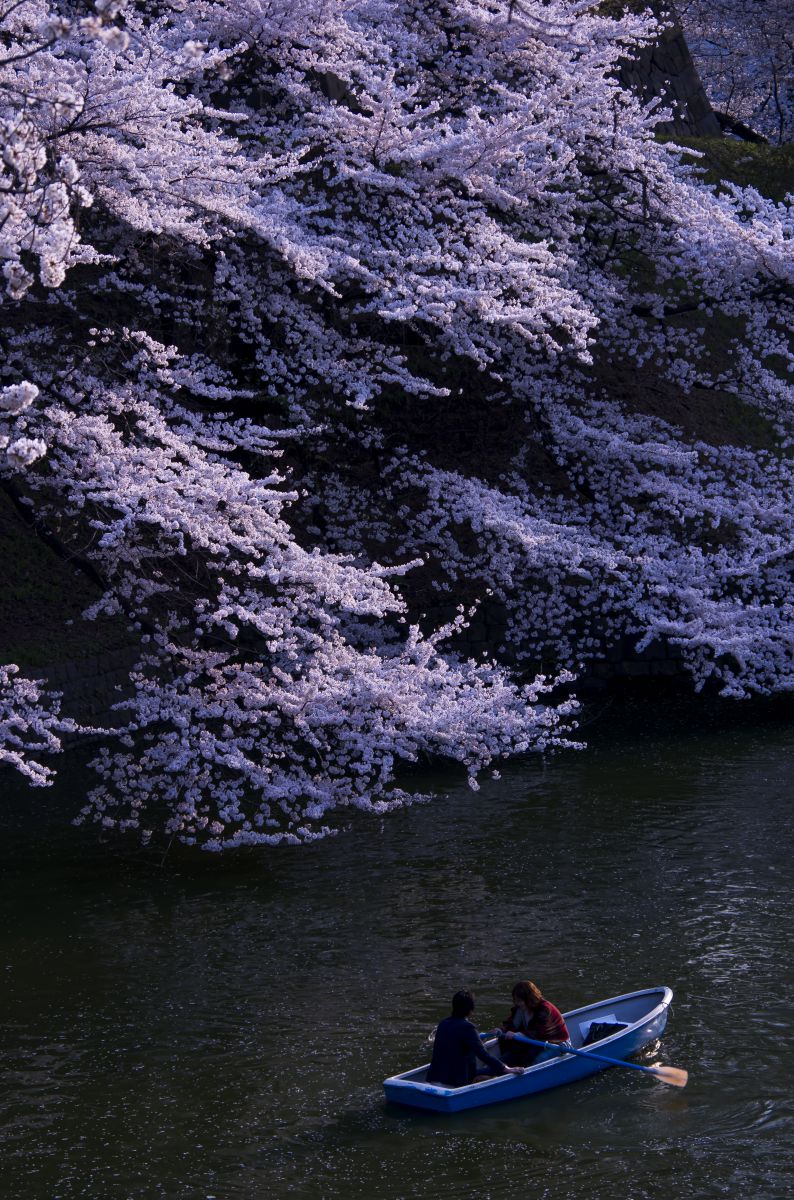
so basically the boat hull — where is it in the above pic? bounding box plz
[383,986,673,1113]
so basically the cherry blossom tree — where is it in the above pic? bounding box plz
[1,0,791,847]
[2,0,580,844]
[678,0,794,142]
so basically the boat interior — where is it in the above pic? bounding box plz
[398,990,665,1086]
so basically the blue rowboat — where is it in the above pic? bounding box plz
[383,985,674,1113]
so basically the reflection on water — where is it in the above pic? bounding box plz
[0,700,793,1199]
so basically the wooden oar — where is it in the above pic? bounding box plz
[498,1031,688,1088]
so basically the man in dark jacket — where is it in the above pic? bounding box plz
[427,989,524,1088]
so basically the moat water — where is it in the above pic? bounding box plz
[1,696,792,1199]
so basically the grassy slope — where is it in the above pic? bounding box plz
[669,137,794,204]
[607,137,793,453]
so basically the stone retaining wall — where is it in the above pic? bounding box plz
[421,598,687,690]
[36,628,688,746]
[38,645,140,742]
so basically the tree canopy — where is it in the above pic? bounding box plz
[1,0,792,847]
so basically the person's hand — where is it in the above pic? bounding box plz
[504,1030,515,1039]
[506,1066,525,1075]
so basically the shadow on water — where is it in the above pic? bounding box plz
[0,694,793,1198]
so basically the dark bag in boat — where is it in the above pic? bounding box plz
[583,1021,628,1046]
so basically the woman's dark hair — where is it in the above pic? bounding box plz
[451,989,475,1017]
[512,980,543,1009]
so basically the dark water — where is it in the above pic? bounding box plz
[1,700,792,1199]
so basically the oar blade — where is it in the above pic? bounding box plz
[650,1064,688,1088]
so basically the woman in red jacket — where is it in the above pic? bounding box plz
[499,980,571,1067]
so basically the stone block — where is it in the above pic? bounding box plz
[634,639,667,662]
[623,661,651,677]
[606,640,627,663]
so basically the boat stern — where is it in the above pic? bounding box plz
[383,1075,460,1112]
